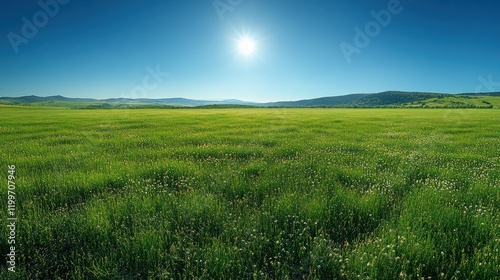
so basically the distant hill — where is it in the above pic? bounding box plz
[1,91,499,108]
[0,96,259,108]
[459,92,500,96]
[354,91,443,106]
[261,91,500,108]
[263,94,368,107]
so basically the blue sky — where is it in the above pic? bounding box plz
[1,0,499,102]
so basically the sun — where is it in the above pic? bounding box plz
[237,37,256,56]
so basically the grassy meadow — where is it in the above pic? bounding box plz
[1,106,499,279]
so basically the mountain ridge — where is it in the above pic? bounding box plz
[1,91,499,108]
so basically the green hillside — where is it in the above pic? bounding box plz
[354,91,442,106]
[406,95,500,108]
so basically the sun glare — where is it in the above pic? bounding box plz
[238,37,256,56]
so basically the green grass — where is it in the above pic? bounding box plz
[1,107,499,279]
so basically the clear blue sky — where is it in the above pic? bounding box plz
[1,0,499,102]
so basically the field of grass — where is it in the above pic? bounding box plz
[1,106,499,279]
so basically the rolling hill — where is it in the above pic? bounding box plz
[1,91,499,108]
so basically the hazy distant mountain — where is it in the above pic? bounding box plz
[1,91,499,108]
[0,96,255,107]
[0,95,97,103]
